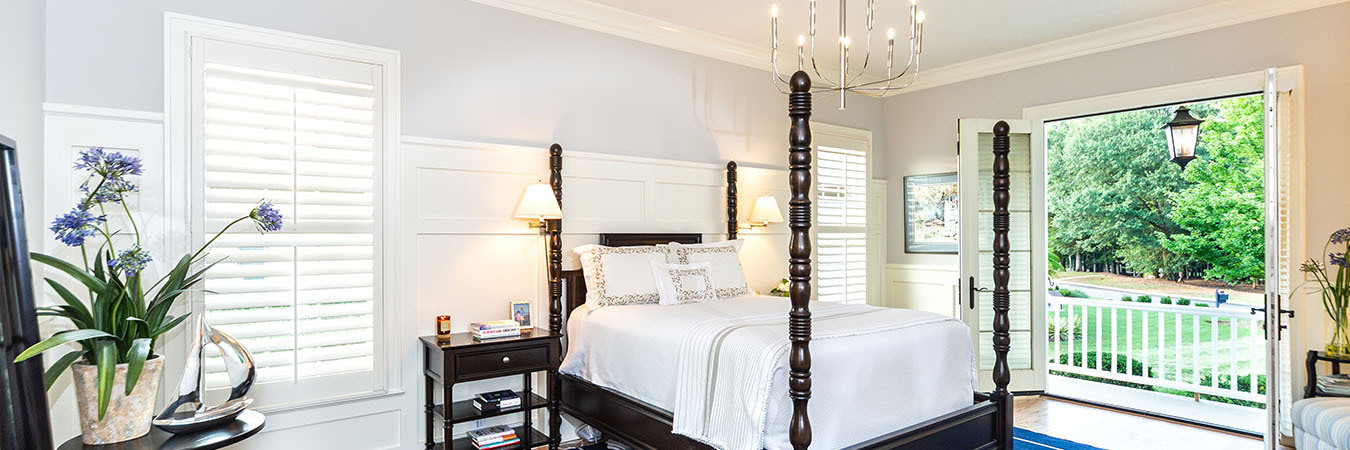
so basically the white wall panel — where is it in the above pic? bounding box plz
[885,264,960,318]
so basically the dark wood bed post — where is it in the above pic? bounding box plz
[547,143,563,450]
[786,70,813,450]
[726,161,738,240]
[990,122,1014,449]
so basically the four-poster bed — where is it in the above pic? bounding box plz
[543,72,1014,450]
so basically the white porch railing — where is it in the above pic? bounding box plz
[1047,296,1266,404]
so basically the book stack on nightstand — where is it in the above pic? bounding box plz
[422,329,562,450]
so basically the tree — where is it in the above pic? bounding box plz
[1161,96,1265,285]
[1047,107,1189,278]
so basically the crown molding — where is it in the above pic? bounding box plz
[470,0,1346,96]
[467,0,764,70]
[897,0,1347,94]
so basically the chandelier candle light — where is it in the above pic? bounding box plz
[771,0,926,109]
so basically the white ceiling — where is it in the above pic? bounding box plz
[587,0,1216,70]
[471,0,1345,92]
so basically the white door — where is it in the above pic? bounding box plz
[958,118,1046,392]
[1262,67,1300,449]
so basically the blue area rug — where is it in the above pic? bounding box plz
[1014,428,1107,450]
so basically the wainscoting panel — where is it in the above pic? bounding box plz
[884,263,960,318]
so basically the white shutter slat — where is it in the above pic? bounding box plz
[202,59,377,387]
[817,139,868,305]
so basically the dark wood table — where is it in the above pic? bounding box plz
[1305,350,1350,398]
[421,329,562,450]
[57,410,264,450]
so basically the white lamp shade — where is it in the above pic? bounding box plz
[748,194,784,224]
[514,183,563,220]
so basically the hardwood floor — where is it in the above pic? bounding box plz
[1014,396,1288,450]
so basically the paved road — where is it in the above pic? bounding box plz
[1053,281,1258,311]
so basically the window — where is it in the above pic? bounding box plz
[173,18,398,405]
[814,124,873,304]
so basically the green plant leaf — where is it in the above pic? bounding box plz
[45,278,93,325]
[13,329,114,362]
[95,341,116,421]
[150,314,190,338]
[32,252,108,293]
[123,338,151,396]
[43,350,87,390]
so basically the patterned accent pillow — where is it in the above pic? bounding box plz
[665,240,751,298]
[573,244,670,308]
[650,261,719,305]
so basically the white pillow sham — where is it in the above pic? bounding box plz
[574,244,669,308]
[665,240,751,298]
[650,261,719,305]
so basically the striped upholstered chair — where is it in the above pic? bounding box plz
[1294,397,1350,449]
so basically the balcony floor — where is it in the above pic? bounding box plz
[1015,393,1279,450]
[1048,374,1265,434]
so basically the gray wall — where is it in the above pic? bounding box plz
[43,0,887,175]
[1,0,45,250]
[882,3,1350,267]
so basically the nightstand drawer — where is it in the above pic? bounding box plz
[456,345,549,379]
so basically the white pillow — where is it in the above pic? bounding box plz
[650,261,719,305]
[666,240,751,298]
[574,244,669,308]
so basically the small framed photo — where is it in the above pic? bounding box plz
[904,172,959,254]
[509,301,532,328]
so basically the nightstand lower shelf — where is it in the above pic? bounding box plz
[434,391,549,424]
[435,426,547,450]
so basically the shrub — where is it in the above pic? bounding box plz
[1121,295,1134,302]
[1160,297,1173,305]
[1056,287,1089,298]
[1048,316,1084,342]
[1055,352,1155,378]
[1195,302,1209,307]
[1176,298,1192,306]
[1136,295,1153,303]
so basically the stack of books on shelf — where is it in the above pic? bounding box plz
[473,389,522,412]
[1318,374,1350,396]
[467,425,520,450]
[470,320,521,341]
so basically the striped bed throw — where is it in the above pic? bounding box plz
[670,302,957,450]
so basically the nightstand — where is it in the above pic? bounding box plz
[1306,350,1350,398]
[421,328,562,450]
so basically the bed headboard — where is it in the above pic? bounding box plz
[558,233,702,316]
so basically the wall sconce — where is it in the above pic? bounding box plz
[513,182,562,229]
[742,194,784,229]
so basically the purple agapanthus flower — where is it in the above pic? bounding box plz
[250,201,283,232]
[1332,252,1349,268]
[74,147,143,179]
[1332,228,1350,245]
[107,246,152,278]
[80,178,138,204]
[49,208,107,247]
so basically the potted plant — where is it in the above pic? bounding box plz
[1301,228,1350,358]
[12,147,282,444]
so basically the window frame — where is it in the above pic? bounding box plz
[165,13,402,409]
[811,122,876,305]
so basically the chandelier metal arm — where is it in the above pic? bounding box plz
[771,0,925,107]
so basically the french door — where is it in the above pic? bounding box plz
[957,118,1045,393]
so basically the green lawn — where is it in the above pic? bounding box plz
[1047,303,1265,387]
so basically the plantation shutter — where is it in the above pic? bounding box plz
[194,39,380,391]
[816,143,868,304]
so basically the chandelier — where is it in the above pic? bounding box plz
[770,0,926,109]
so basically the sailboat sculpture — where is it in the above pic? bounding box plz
[153,316,257,433]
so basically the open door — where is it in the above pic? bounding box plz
[959,118,1045,393]
[1262,66,1301,449]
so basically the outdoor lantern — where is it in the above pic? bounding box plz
[1162,105,1204,170]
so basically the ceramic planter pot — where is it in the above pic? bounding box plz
[71,356,163,444]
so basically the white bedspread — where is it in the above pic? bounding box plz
[560,295,976,450]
